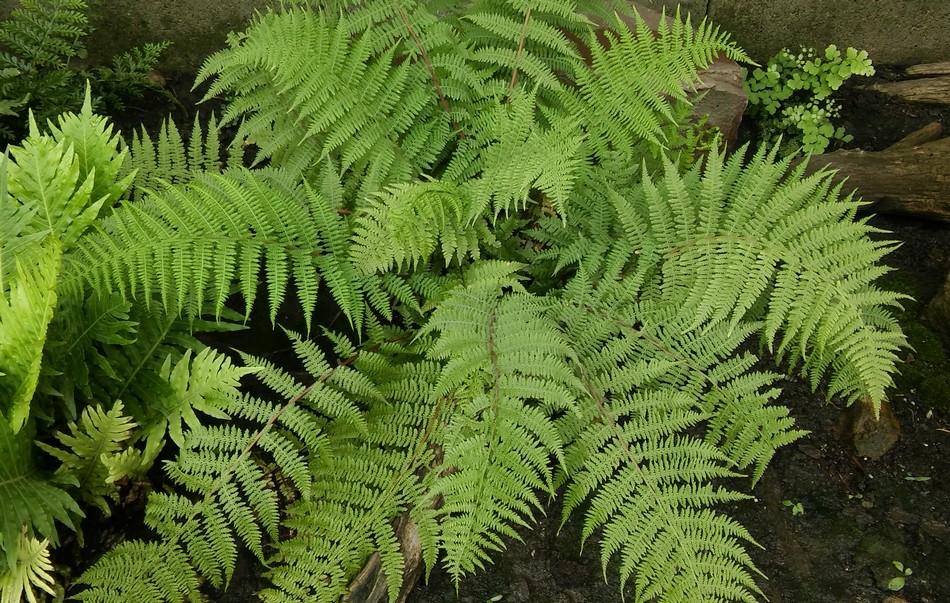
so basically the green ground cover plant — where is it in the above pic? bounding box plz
[0,2,907,602]
[0,0,169,140]
[744,44,875,154]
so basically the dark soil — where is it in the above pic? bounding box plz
[64,67,950,603]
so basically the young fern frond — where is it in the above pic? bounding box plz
[35,401,137,515]
[0,530,56,603]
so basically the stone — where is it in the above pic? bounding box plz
[837,399,900,460]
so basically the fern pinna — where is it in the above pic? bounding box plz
[0,2,909,603]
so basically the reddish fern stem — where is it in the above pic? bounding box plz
[391,0,466,139]
[507,7,533,102]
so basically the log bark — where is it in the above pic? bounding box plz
[344,513,425,603]
[802,136,950,222]
[871,75,950,105]
[906,61,950,77]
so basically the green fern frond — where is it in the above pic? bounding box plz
[262,331,440,603]
[146,347,256,448]
[0,0,87,69]
[620,145,906,410]
[353,179,484,275]
[70,168,363,327]
[419,268,583,583]
[196,8,448,193]
[35,401,136,515]
[0,419,81,572]
[0,244,59,432]
[47,83,133,211]
[6,114,104,249]
[572,8,748,156]
[73,541,200,603]
[0,529,56,603]
[123,113,224,201]
[441,91,587,217]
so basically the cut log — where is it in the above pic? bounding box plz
[802,136,950,222]
[886,121,943,151]
[871,75,950,105]
[906,61,950,77]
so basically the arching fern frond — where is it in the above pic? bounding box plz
[420,265,583,583]
[554,283,775,602]
[618,145,906,411]
[196,8,449,195]
[70,168,363,330]
[572,8,748,157]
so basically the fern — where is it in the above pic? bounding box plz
[196,9,450,191]
[0,530,56,603]
[36,401,139,515]
[70,168,364,329]
[0,419,81,572]
[618,145,906,411]
[0,245,59,432]
[54,4,910,603]
[122,113,225,202]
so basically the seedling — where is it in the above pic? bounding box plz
[887,561,912,591]
[782,500,804,516]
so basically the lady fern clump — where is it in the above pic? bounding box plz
[1,2,908,603]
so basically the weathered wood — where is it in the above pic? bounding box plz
[803,137,950,222]
[886,121,943,151]
[906,61,950,77]
[871,75,950,105]
[344,513,424,603]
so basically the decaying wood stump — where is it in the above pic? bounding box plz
[344,513,425,603]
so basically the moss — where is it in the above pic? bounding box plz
[882,274,950,411]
